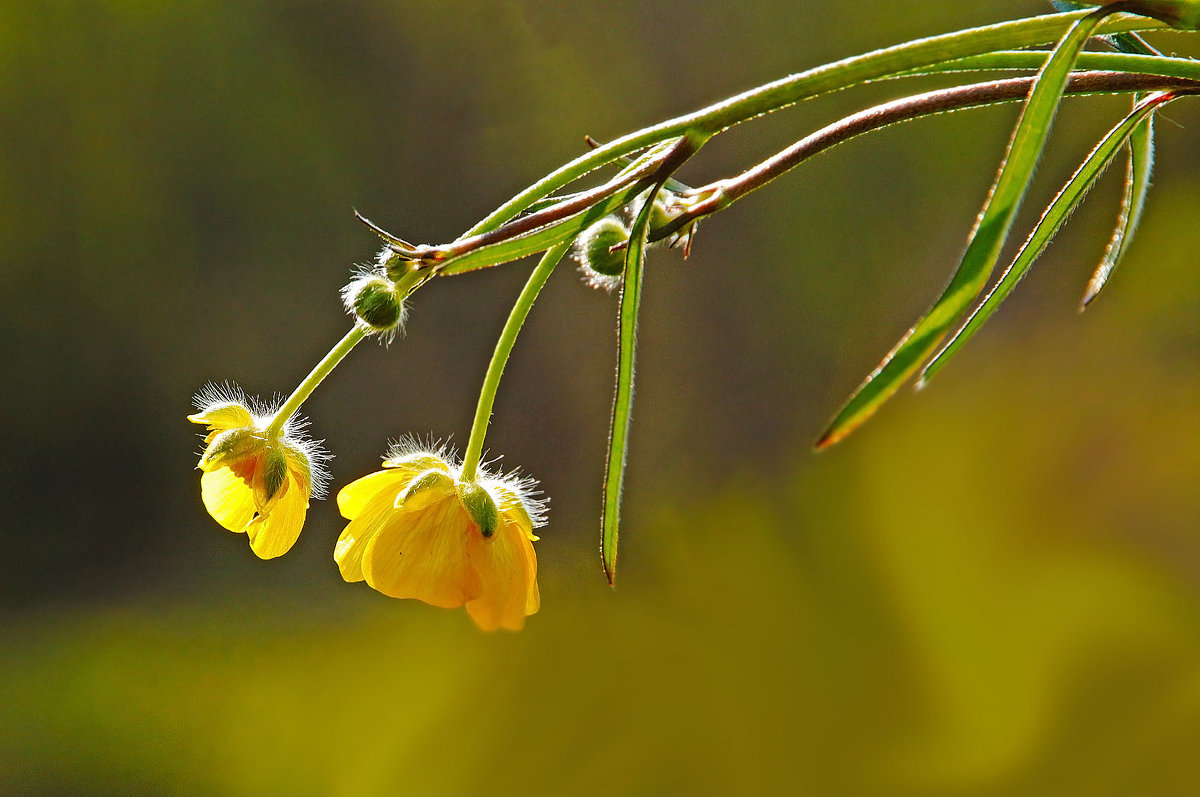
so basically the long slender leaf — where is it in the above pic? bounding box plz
[920,91,1177,384]
[815,8,1111,449]
[1082,101,1157,307]
[1056,1,1163,308]
[600,180,665,585]
[1050,0,1162,53]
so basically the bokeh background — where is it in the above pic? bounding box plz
[3,1,1198,794]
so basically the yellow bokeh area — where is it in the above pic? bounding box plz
[1,1,1197,794]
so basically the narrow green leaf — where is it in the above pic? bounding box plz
[920,91,1177,384]
[1082,101,1157,307]
[1062,0,1161,310]
[600,180,664,585]
[815,8,1110,449]
[1050,0,1163,53]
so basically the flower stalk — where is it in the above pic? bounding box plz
[460,240,573,482]
[266,325,366,437]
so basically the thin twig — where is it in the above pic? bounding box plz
[650,70,1200,240]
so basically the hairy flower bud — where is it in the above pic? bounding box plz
[575,217,630,291]
[342,274,407,335]
[581,217,629,276]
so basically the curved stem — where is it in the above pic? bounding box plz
[651,70,1200,240]
[458,10,1162,240]
[912,49,1200,78]
[266,325,366,436]
[438,70,1198,273]
[459,241,573,482]
[435,60,1200,274]
[439,134,705,276]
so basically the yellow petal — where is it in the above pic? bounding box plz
[246,473,308,559]
[334,484,399,582]
[465,514,538,631]
[361,492,480,608]
[336,469,410,520]
[492,483,539,541]
[200,467,256,532]
[188,402,253,431]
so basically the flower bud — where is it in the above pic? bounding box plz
[649,197,674,232]
[579,217,629,277]
[457,480,500,539]
[343,274,406,334]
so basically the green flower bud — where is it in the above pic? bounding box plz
[580,217,629,277]
[343,274,406,334]
[457,480,500,539]
[649,197,674,231]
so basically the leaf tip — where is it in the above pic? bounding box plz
[1079,286,1100,311]
[601,545,617,586]
[814,422,854,451]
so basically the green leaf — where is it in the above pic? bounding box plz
[919,91,1177,384]
[1081,99,1157,308]
[815,8,1111,449]
[600,180,664,585]
[1050,0,1163,54]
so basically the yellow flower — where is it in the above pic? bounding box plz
[335,443,544,631]
[188,385,326,559]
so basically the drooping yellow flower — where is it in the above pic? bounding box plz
[188,385,326,559]
[335,443,543,631]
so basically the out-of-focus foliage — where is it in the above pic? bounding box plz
[1,1,1196,794]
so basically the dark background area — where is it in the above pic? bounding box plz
[2,2,1198,794]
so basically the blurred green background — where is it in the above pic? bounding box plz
[2,1,1198,794]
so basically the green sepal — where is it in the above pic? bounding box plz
[398,469,455,508]
[261,448,289,503]
[199,427,263,470]
[457,481,501,539]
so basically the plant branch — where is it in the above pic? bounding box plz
[649,70,1200,241]
[455,10,1163,240]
